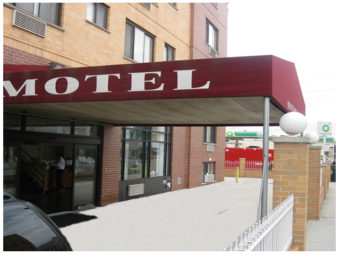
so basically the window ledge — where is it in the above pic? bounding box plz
[86,20,110,34]
[203,142,216,145]
[201,181,216,185]
[123,56,139,64]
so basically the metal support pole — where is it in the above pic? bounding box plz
[257,97,270,220]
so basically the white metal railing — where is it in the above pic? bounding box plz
[225,194,294,251]
[225,160,240,170]
[224,160,274,170]
[246,160,263,170]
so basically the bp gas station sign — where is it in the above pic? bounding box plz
[317,121,333,164]
[317,122,332,136]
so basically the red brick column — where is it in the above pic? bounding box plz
[171,127,190,190]
[308,146,322,220]
[272,137,310,251]
[99,126,121,206]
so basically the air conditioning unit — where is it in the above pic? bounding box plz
[204,174,215,183]
[209,46,217,57]
[128,183,145,197]
[206,143,215,152]
[13,10,46,37]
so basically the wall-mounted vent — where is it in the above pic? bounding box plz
[128,183,145,197]
[13,10,46,37]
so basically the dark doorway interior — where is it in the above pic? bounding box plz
[18,142,73,214]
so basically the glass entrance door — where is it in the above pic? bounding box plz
[3,144,19,196]
[73,145,97,209]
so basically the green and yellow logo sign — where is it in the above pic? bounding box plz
[322,124,330,133]
[318,121,332,136]
[227,131,233,137]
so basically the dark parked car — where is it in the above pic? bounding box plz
[3,193,72,251]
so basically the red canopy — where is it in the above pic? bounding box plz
[3,55,305,125]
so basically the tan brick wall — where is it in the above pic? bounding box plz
[319,163,331,209]
[272,138,310,251]
[3,3,191,67]
[225,169,274,179]
[308,146,322,220]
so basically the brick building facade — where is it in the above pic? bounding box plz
[3,3,228,211]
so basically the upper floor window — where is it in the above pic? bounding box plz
[12,3,61,26]
[124,21,154,63]
[86,3,108,29]
[164,44,175,61]
[206,20,218,51]
[169,3,177,9]
[203,126,216,143]
[140,3,151,10]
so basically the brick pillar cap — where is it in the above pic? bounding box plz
[272,136,311,144]
[310,145,322,150]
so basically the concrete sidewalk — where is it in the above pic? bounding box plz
[306,182,336,251]
[61,177,273,251]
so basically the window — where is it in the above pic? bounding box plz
[4,113,21,130]
[74,123,99,137]
[202,162,215,183]
[169,3,177,9]
[211,3,218,9]
[12,3,61,26]
[203,126,216,143]
[164,44,175,61]
[140,3,151,10]
[87,3,108,29]
[206,20,218,51]
[121,126,171,180]
[25,116,71,135]
[124,21,154,63]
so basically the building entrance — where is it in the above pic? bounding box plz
[3,112,102,214]
[19,142,73,213]
[4,141,99,214]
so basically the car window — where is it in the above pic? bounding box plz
[3,203,66,251]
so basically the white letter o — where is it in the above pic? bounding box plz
[45,77,79,95]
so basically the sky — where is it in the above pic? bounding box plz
[225,0,339,137]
